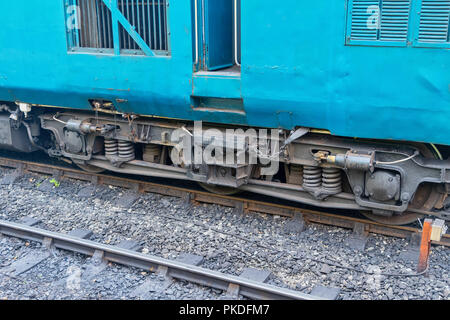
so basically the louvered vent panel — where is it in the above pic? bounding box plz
[418,0,450,42]
[350,0,380,40]
[379,0,411,41]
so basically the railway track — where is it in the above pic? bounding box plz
[0,155,448,248]
[0,219,321,300]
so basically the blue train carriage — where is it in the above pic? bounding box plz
[0,0,449,224]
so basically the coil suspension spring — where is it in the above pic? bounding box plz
[303,166,322,188]
[104,139,118,156]
[118,140,135,159]
[322,167,342,193]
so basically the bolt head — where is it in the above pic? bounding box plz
[401,192,410,202]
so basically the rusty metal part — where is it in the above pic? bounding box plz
[417,219,432,273]
[0,156,448,247]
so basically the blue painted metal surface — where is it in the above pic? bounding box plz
[0,1,448,146]
[193,71,241,99]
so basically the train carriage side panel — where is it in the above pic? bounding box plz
[0,1,449,145]
[0,1,195,119]
[240,0,450,145]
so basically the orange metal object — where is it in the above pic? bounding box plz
[417,219,433,273]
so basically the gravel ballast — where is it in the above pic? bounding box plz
[0,168,448,300]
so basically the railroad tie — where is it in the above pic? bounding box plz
[0,217,48,277]
[0,250,51,277]
[283,212,306,235]
[0,166,24,186]
[344,222,369,251]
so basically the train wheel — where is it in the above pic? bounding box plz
[198,182,241,196]
[75,163,105,174]
[360,211,422,225]
[361,143,446,225]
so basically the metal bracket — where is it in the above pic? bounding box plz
[92,249,105,265]
[156,265,170,278]
[42,237,54,251]
[226,283,240,298]
[282,127,309,148]
[355,193,409,213]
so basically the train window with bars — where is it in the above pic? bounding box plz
[65,0,169,55]
[346,0,412,46]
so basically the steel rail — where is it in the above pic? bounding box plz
[0,156,448,247]
[0,219,321,300]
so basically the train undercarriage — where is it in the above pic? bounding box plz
[1,102,450,225]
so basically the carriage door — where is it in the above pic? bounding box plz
[193,0,234,71]
[203,0,233,70]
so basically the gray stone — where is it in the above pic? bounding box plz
[319,264,332,274]
[116,240,142,252]
[311,285,341,300]
[284,213,306,234]
[114,192,139,208]
[131,277,173,299]
[20,217,41,227]
[175,253,204,266]
[37,180,56,192]
[68,229,93,239]
[240,268,271,283]
[77,186,96,198]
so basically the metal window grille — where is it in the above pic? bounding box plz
[66,0,169,55]
[118,0,168,52]
[67,0,114,49]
